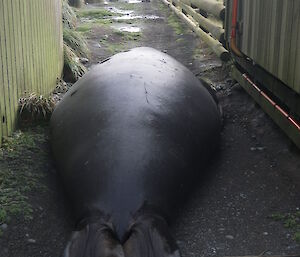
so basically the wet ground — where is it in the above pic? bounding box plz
[0,0,300,256]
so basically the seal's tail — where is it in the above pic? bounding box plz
[63,221,124,257]
[63,214,181,257]
[124,214,181,257]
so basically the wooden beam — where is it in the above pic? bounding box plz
[181,0,225,20]
[172,0,225,42]
[162,0,229,61]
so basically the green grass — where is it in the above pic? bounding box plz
[64,43,87,81]
[167,13,184,35]
[99,38,126,55]
[0,128,48,235]
[76,23,94,33]
[76,9,115,19]
[98,29,142,55]
[270,211,300,243]
[63,28,90,58]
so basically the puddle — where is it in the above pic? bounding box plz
[119,26,141,33]
[113,14,162,21]
[111,24,141,32]
[105,6,133,15]
[80,17,96,23]
[126,0,142,3]
[118,0,143,3]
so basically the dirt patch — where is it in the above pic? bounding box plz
[0,0,299,256]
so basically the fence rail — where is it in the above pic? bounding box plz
[0,0,63,145]
[162,0,229,61]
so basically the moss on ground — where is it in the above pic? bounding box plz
[270,211,300,243]
[99,38,126,54]
[76,20,115,36]
[98,30,142,55]
[0,127,48,236]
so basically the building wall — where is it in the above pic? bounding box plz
[0,0,63,141]
[239,0,300,94]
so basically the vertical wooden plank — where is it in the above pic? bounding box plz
[293,1,300,94]
[40,0,47,95]
[262,0,272,69]
[241,0,248,52]
[256,0,266,65]
[21,0,30,96]
[15,0,26,95]
[36,0,43,95]
[11,0,23,115]
[278,1,293,84]
[0,40,3,143]
[45,0,50,95]
[3,0,15,135]
[8,0,20,129]
[0,0,10,136]
[27,0,34,95]
[250,0,260,59]
[50,0,55,94]
[269,0,282,77]
[288,0,300,91]
[29,0,37,93]
[32,1,38,94]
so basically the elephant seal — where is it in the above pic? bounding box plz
[50,47,221,257]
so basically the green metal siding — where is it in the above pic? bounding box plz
[239,0,300,94]
[0,0,63,143]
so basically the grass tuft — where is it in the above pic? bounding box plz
[18,93,55,123]
[63,28,90,58]
[63,43,87,82]
[62,0,77,29]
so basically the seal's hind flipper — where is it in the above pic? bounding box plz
[63,221,124,257]
[123,214,181,257]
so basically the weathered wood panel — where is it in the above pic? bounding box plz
[239,0,300,94]
[0,0,63,144]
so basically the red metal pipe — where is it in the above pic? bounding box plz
[242,73,300,132]
[230,0,243,56]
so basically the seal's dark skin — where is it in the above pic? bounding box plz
[51,47,221,257]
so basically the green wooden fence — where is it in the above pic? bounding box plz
[0,0,63,144]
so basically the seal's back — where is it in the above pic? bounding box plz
[51,47,221,257]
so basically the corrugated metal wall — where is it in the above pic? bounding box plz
[0,0,63,142]
[238,0,300,94]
